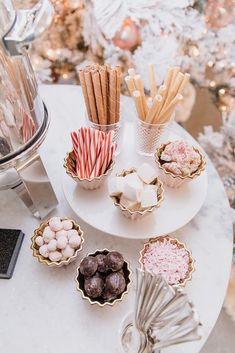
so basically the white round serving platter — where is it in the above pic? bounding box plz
[62,122,208,239]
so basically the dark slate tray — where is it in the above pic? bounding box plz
[0,229,24,279]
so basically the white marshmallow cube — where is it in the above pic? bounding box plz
[35,236,44,247]
[69,235,81,249]
[141,186,158,208]
[62,219,73,231]
[43,226,55,243]
[49,217,63,232]
[137,163,157,184]
[120,195,139,210]
[49,251,62,262]
[62,245,75,258]
[123,172,143,202]
[108,177,124,197]
[47,239,57,252]
[57,236,68,249]
[39,244,49,258]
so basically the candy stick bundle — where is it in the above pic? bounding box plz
[125,65,190,125]
[78,64,121,125]
[71,127,117,179]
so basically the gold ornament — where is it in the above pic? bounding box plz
[112,18,141,51]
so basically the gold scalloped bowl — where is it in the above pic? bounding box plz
[155,142,206,188]
[31,218,84,267]
[110,168,164,220]
[64,150,115,190]
[139,235,195,287]
[75,249,132,307]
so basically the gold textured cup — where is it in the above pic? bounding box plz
[31,217,84,267]
[64,150,115,190]
[139,235,195,286]
[110,168,164,220]
[155,142,206,188]
[75,249,132,307]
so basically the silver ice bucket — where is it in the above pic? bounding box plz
[0,0,58,219]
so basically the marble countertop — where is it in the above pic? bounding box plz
[0,85,233,353]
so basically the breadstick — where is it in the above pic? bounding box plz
[109,68,117,124]
[164,67,174,88]
[92,71,105,125]
[116,66,121,122]
[78,70,92,119]
[134,74,148,117]
[133,90,145,120]
[125,76,136,96]
[99,66,108,124]
[158,94,183,124]
[149,64,157,98]
[146,95,162,123]
[84,71,98,123]
[178,73,190,95]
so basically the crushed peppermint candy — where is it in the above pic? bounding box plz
[142,238,190,285]
[160,140,201,177]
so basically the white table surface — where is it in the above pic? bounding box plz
[0,84,233,353]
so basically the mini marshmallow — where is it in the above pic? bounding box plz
[141,186,158,208]
[35,236,44,247]
[69,235,81,249]
[108,177,124,196]
[43,226,56,243]
[39,244,49,258]
[56,229,68,239]
[49,217,63,232]
[67,229,78,239]
[137,163,157,184]
[57,236,68,250]
[62,245,75,258]
[62,219,73,231]
[123,172,143,202]
[49,251,62,262]
[47,239,57,252]
[120,195,139,211]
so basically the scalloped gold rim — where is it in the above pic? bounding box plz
[31,218,84,267]
[64,150,115,182]
[110,168,165,216]
[75,248,132,307]
[139,235,195,287]
[155,141,206,180]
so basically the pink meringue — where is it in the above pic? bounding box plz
[57,236,68,250]
[67,229,78,239]
[39,244,49,258]
[47,239,57,252]
[56,229,68,239]
[69,235,81,249]
[49,217,63,232]
[35,236,44,247]
[62,219,73,231]
[49,251,62,262]
[42,226,55,243]
[62,245,75,258]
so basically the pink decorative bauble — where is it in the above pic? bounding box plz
[205,0,235,29]
[112,18,141,51]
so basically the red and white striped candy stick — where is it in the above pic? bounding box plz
[89,129,99,177]
[101,131,116,174]
[71,131,79,158]
[90,131,103,178]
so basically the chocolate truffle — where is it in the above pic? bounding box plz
[96,254,108,273]
[105,272,126,296]
[80,256,98,277]
[105,251,124,272]
[84,276,104,298]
